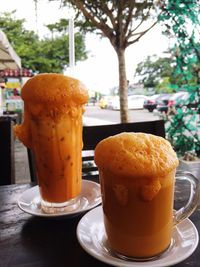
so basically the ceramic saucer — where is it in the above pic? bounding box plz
[77,206,199,267]
[18,180,101,218]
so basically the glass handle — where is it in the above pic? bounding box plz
[173,171,200,226]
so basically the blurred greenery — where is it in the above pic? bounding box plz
[135,55,174,91]
[0,11,87,73]
[158,0,200,158]
[135,50,199,94]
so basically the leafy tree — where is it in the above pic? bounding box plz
[0,11,87,73]
[135,49,199,92]
[135,55,174,89]
[156,77,173,93]
[57,0,161,122]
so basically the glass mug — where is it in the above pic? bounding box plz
[14,73,88,214]
[99,169,200,260]
[30,106,83,213]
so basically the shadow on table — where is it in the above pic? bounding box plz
[20,214,106,266]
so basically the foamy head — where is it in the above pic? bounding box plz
[95,132,178,178]
[94,133,179,200]
[21,73,88,116]
[14,73,88,148]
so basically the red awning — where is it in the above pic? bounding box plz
[0,68,34,78]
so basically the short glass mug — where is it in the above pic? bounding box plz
[31,106,83,214]
[99,169,200,260]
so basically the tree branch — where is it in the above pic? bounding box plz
[126,19,144,40]
[126,2,155,41]
[71,0,115,42]
[124,1,135,34]
[127,20,158,47]
[100,1,116,29]
[117,1,124,48]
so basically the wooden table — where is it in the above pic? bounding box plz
[1,168,200,267]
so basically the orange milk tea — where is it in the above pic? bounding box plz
[14,73,88,211]
[94,132,179,258]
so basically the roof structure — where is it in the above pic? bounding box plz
[0,30,21,70]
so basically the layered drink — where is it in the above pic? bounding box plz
[15,73,88,213]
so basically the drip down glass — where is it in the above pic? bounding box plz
[14,73,89,213]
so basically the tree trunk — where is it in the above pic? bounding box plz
[116,48,129,123]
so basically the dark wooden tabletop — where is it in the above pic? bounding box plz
[1,163,200,267]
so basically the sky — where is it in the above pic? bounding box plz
[0,0,170,94]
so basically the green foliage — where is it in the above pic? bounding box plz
[0,11,87,73]
[135,55,174,90]
[165,108,200,156]
[159,0,199,87]
[135,48,198,92]
[156,77,173,93]
[159,0,200,157]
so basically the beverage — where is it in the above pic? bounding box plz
[14,73,88,213]
[29,108,83,205]
[100,169,175,258]
[94,132,200,260]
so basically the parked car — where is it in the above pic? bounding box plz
[128,95,147,110]
[157,92,188,114]
[174,92,198,110]
[143,94,162,112]
[107,96,120,110]
[98,96,112,109]
[107,95,148,110]
[87,97,96,106]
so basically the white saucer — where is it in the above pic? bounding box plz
[18,180,101,218]
[77,206,199,267]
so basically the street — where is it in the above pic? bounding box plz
[83,105,160,125]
